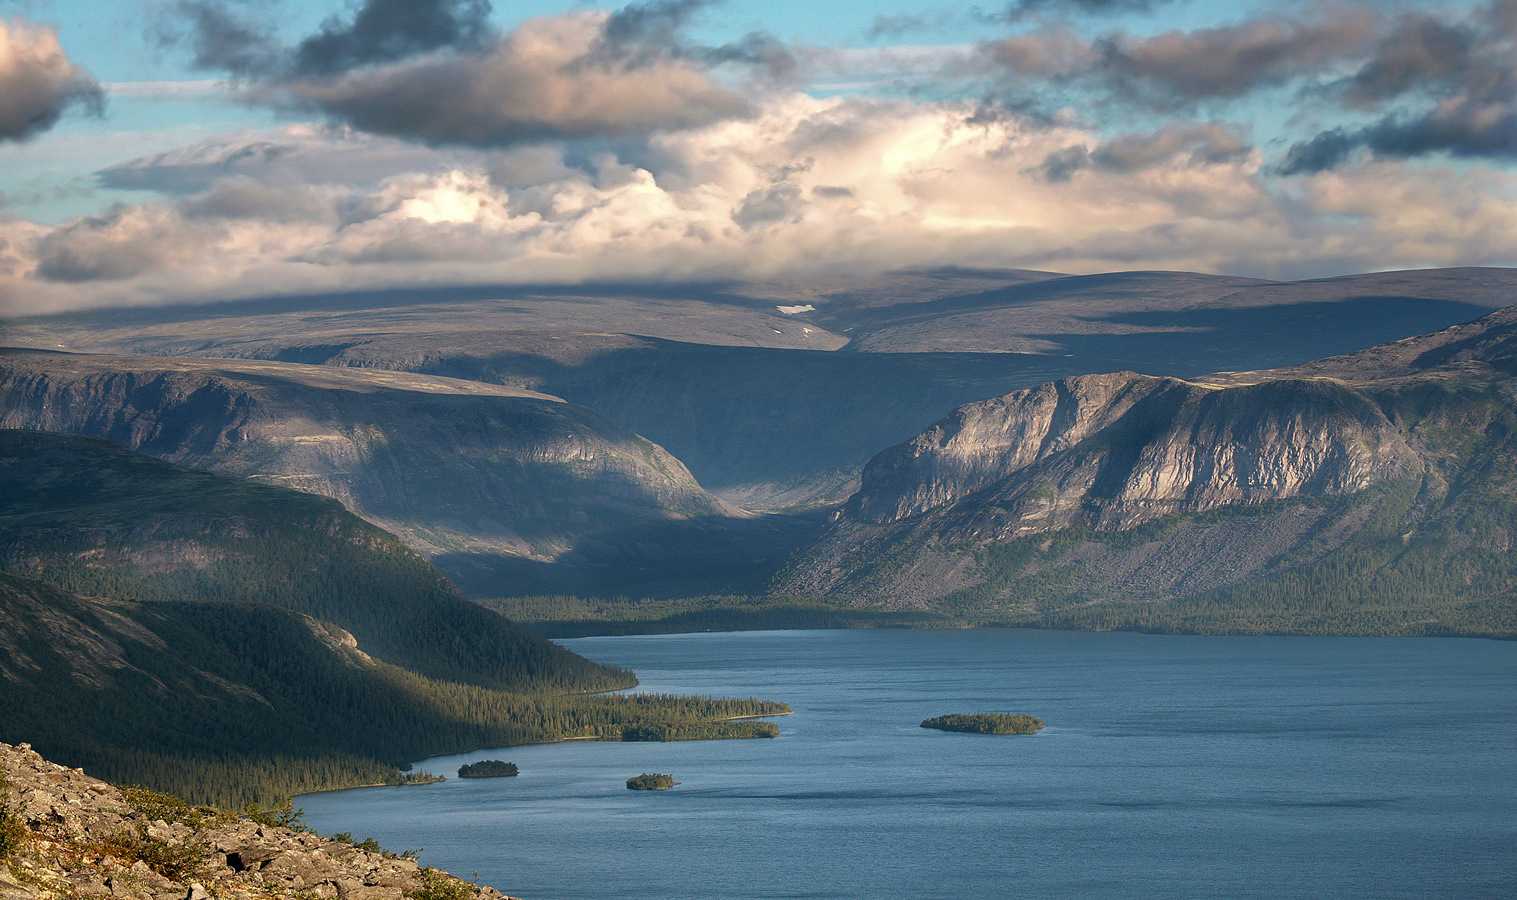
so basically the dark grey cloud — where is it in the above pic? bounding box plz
[158,0,773,147]
[977,12,1378,107]
[292,0,492,76]
[597,0,709,60]
[0,17,103,141]
[1342,16,1475,105]
[1001,0,1173,18]
[1099,15,1378,104]
[1280,0,1517,172]
[1037,123,1251,181]
[591,0,796,82]
[155,1,282,77]
[1280,88,1517,174]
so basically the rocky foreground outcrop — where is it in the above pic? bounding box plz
[0,743,519,900]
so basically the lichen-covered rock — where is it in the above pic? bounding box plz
[0,743,519,900]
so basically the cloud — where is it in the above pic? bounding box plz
[155,1,283,77]
[3,95,1514,315]
[291,0,492,76]
[1036,122,1251,181]
[278,13,750,146]
[94,123,483,194]
[159,0,778,147]
[1280,1,1517,171]
[976,12,1379,107]
[1000,0,1176,18]
[0,17,102,141]
[1099,14,1378,104]
[1341,15,1476,106]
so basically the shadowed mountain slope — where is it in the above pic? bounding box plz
[0,429,629,692]
[0,568,784,807]
[0,350,745,590]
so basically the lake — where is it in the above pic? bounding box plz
[297,629,1517,900]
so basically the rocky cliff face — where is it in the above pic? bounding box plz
[0,742,520,900]
[776,307,1517,625]
[0,349,734,572]
[844,372,1421,538]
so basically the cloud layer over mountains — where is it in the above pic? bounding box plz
[0,0,1512,313]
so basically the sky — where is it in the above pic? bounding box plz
[0,0,1512,315]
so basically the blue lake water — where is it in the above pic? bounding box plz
[297,629,1517,900]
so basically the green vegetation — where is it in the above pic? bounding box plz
[0,572,789,808]
[96,824,208,880]
[626,773,677,791]
[457,760,517,778]
[408,868,477,900]
[921,713,1044,735]
[479,593,955,637]
[242,801,315,833]
[620,720,779,740]
[122,786,232,830]
[0,430,631,693]
[0,773,26,861]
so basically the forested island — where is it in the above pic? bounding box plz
[626,774,677,791]
[458,761,518,778]
[921,713,1044,734]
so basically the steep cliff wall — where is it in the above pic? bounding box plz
[845,372,1420,538]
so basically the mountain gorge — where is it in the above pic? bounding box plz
[15,268,1514,513]
[0,350,761,593]
[3,266,1516,628]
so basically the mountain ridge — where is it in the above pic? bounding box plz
[772,306,1517,637]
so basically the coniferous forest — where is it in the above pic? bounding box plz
[0,433,789,808]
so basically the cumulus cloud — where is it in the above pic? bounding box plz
[279,13,750,146]
[0,17,102,141]
[2,95,1514,315]
[159,0,781,147]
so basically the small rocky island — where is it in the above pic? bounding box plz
[458,760,518,778]
[920,713,1044,734]
[626,773,677,791]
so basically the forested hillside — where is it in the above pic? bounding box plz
[0,571,785,807]
[0,430,625,692]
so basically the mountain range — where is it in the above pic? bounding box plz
[4,265,1516,631]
